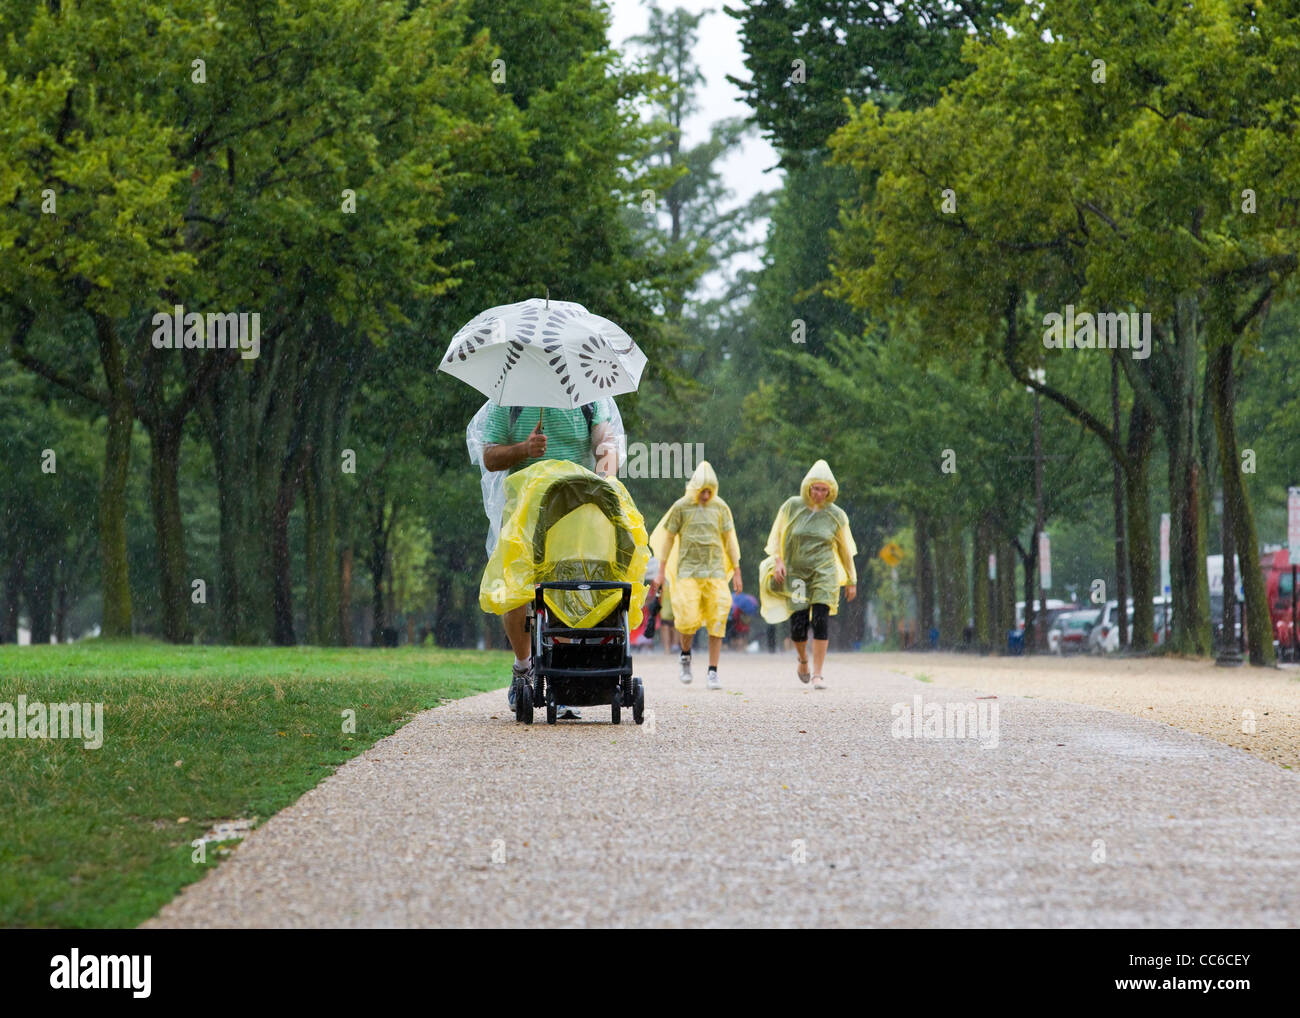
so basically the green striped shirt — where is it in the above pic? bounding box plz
[483,403,608,473]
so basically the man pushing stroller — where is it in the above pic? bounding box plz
[476,400,623,719]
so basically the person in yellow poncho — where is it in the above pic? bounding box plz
[759,460,857,689]
[648,461,741,690]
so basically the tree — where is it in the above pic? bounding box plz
[829,0,1300,662]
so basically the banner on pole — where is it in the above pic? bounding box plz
[1289,488,1300,555]
[1038,532,1051,590]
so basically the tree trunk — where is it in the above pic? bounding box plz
[24,551,55,645]
[99,392,134,638]
[1167,442,1210,654]
[1124,399,1156,651]
[201,338,299,644]
[936,519,968,648]
[339,545,353,647]
[147,424,192,642]
[972,518,991,653]
[369,495,389,646]
[271,444,308,646]
[915,513,935,646]
[2,551,25,643]
[1162,303,1211,655]
[1022,539,1037,650]
[1207,341,1274,665]
[996,537,1015,653]
[54,576,68,643]
[301,356,350,646]
[1111,355,1129,648]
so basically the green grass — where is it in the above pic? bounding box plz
[0,642,508,928]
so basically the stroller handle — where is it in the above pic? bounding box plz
[534,580,633,613]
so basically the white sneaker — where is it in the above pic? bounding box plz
[679,654,693,684]
[706,670,721,690]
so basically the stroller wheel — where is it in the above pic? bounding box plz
[546,692,557,726]
[611,687,621,725]
[518,680,533,725]
[632,677,645,725]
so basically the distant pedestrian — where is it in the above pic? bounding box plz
[649,461,742,690]
[759,460,857,689]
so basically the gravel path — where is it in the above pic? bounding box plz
[146,653,1300,928]
[872,651,1300,770]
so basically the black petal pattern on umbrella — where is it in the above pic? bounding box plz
[515,306,539,344]
[578,334,621,390]
[445,317,500,362]
[493,340,526,393]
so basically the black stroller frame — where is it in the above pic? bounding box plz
[512,579,646,725]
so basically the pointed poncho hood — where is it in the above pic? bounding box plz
[800,459,839,507]
[649,460,739,584]
[684,459,720,502]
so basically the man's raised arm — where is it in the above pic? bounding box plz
[484,412,546,471]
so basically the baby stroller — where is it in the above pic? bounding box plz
[481,459,649,725]
[520,579,645,725]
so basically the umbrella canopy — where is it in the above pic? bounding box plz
[439,298,646,408]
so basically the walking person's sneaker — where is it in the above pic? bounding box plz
[796,657,811,684]
[812,675,826,690]
[679,653,693,684]
[706,667,721,691]
[509,658,533,709]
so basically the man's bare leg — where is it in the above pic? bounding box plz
[504,605,530,660]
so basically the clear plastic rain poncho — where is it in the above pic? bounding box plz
[466,396,627,556]
[649,460,741,582]
[759,459,858,624]
[478,458,649,629]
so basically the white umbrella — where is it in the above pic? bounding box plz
[438,297,646,408]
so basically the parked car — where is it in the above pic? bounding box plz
[1089,598,1175,653]
[1049,608,1101,654]
[1016,599,1076,650]
[1015,598,1069,631]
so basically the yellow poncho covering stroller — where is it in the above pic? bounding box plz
[480,458,650,725]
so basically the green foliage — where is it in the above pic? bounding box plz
[725,0,1013,162]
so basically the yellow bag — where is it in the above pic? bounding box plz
[479,459,649,629]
